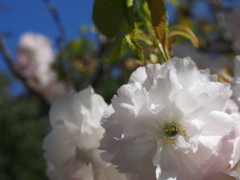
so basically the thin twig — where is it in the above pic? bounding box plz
[0,35,50,112]
[42,0,74,89]
[0,36,24,81]
[209,0,233,42]
[42,0,67,46]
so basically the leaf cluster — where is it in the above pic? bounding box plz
[92,0,199,64]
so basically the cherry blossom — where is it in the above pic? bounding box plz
[100,58,240,179]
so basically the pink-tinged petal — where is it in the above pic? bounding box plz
[54,119,81,140]
[43,130,95,180]
[102,117,124,140]
[80,105,99,134]
[111,137,156,173]
[129,66,148,85]
[122,113,159,139]
[129,64,162,90]
[99,132,131,165]
[163,57,202,89]
[102,116,124,140]
[185,119,205,152]
[154,144,179,179]
[101,105,114,123]
[188,82,231,112]
[198,136,221,154]
[228,161,240,180]
[173,90,207,118]
[121,90,164,139]
[90,149,128,180]
[154,140,202,180]
[201,111,236,136]
[74,86,94,110]
[202,130,238,180]
[173,135,193,153]
[99,135,122,163]
[144,63,162,84]
[76,86,107,123]
[111,95,136,125]
[149,70,183,106]
[227,134,240,179]
[231,137,240,168]
[50,93,83,127]
[117,83,142,100]
[43,130,76,166]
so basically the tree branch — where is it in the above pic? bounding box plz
[0,35,50,113]
[42,0,74,89]
[209,0,232,42]
[42,0,67,46]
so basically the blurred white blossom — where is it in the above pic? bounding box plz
[100,58,240,179]
[16,32,55,85]
[43,86,127,180]
[16,32,66,102]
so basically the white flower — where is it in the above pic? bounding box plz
[16,32,55,86]
[100,58,240,179]
[43,86,127,180]
[16,32,69,102]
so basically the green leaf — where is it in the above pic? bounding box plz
[146,0,170,60]
[101,33,125,63]
[147,0,167,44]
[125,30,144,63]
[169,25,199,48]
[92,0,135,39]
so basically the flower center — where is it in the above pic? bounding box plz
[165,125,178,137]
[159,122,187,144]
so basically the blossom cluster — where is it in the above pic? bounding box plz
[43,57,240,180]
[16,33,55,85]
[16,33,66,102]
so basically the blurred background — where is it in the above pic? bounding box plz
[0,0,240,179]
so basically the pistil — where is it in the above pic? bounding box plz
[159,122,187,144]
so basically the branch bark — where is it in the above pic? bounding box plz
[0,35,50,113]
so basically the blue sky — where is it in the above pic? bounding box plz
[0,0,95,94]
